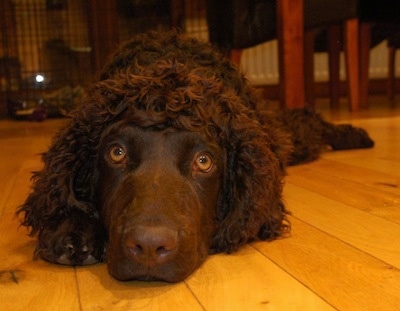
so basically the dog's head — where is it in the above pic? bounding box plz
[20,31,291,282]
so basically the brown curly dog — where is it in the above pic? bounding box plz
[17,31,374,282]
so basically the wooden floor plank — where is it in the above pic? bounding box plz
[185,246,335,311]
[322,154,400,177]
[296,159,400,196]
[253,217,400,311]
[0,137,43,215]
[287,164,400,224]
[284,183,400,269]
[1,204,81,311]
[0,120,79,311]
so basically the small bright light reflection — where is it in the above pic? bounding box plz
[35,74,44,83]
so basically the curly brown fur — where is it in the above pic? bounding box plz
[271,109,374,165]
[17,30,373,282]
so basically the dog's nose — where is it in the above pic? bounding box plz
[125,226,178,266]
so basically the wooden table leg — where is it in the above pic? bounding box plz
[359,22,371,108]
[304,30,315,108]
[388,46,396,101]
[344,18,360,111]
[328,24,341,110]
[277,0,305,109]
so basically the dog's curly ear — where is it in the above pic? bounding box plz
[16,117,99,235]
[16,86,126,236]
[212,113,291,253]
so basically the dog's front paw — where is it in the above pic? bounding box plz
[36,211,106,266]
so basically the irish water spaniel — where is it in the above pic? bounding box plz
[17,31,374,282]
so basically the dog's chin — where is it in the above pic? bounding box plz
[107,259,202,283]
[111,271,192,283]
[105,240,209,283]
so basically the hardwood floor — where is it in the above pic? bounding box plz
[1,96,399,310]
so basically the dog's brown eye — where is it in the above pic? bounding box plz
[194,153,213,173]
[108,145,127,164]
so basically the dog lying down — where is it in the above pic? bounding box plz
[17,31,374,282]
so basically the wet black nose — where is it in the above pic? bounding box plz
[125,226,178,266]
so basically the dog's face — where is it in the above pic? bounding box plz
[18,32,290,284]
[96,120,224,282]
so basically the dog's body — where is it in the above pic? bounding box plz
[17,31,374,282]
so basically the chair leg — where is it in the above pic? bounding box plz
[344,18,360,111]
[359,22,371,108]
[276,0,305,109]
[388,46,396,101]
[304,30,315,108]
[327,24,341,110]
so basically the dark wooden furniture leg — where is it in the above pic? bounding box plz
[328,24,341,110]
[388,47,396,102]
[359,22,371,108]
[304,30,315,108]
[277,0,305,109]
[344,18,360,111]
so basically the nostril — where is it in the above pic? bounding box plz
[156,246,170,256]
[125,225,178,265]
[130,244,144,256]
[157,246,165,253]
